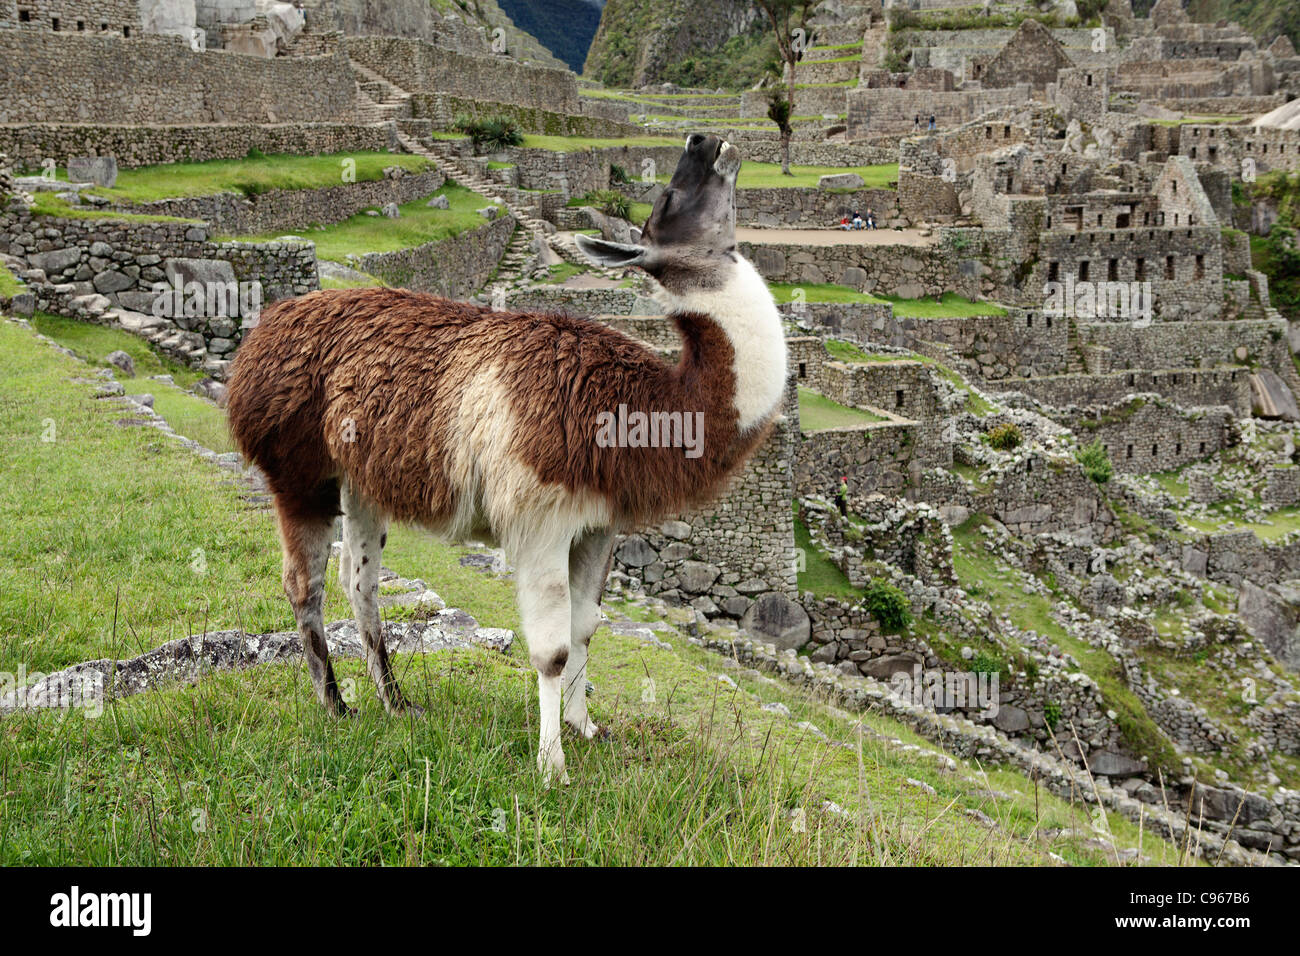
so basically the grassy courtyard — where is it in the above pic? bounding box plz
[235,183,491,261]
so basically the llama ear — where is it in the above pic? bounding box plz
[576,233,647,268]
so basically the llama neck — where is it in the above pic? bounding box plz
[658,255,787,433]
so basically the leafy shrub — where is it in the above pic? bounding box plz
[862,579,911,632]
[1075,439,1113,484]
[455,115,524,153]
[971,651,1005,677]
[609,164,631,185]
[1043,700,1062,730]
[578,189,631,220]
[983,423,1023,451]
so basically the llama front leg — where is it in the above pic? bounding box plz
[515,537,573,785]
[341,484,413,714]
[564,528,614,739]
[278,504,351,715]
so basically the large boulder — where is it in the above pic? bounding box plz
[741,593,811,651]
[817,172,864,190]
[67,156,118,188]
[1238,580,1300,671]
[1250,369,1300,421]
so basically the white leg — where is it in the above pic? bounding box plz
[564,528,613,738]
[337,532,353,595]
[341,483,411,714]
[514,535,574,786]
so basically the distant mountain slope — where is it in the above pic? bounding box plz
[497,0,605,73]
[584,0,773,90]
[1171,0,1298,50]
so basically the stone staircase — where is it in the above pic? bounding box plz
[349,58,412,124]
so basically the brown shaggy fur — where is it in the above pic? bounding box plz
[226,287,773,534]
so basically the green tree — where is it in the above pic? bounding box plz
[753,0,817,175]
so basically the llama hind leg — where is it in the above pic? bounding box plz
[563,528,614,739]
[278,501,350,715]
[515,536,573,785]
[341,484,413,714]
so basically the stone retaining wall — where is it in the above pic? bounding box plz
[346,35,579,114]
[116,169,446,236]
[352,213,515,300]
[736,187,900,229]
[0,31,358,124]
[0,122,396,170]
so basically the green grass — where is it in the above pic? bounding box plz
[320,273,385,290]
[884,293,1007,318]
[1183,507,1300,542]
[28,191,198,223]
[72,152,433,204]
[794,510,859,601]
[769,282,888,305]
[540,262,586,285]
[236,184,489,261]
[0,265,24,297]
[30,313,205,391]
[737,163,897,191]
[0,321,315,672]
[798,387,887,431]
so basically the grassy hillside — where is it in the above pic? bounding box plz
[0,316,1183,866]
[1186,0,1300,50]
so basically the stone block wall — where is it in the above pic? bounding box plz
[796,421,920,501]
[906,309,1070,380]
[346,36,579,114]
[0,205,317,376]
[845,85,1029,138]
[409,93,639,140]
[0,31,358,124]
[1066,398,1237,474]
[1178,124,1300,176]
[610,379,800,617]
[735,186,900,229]
[352,213,515,300]
[1261,467,1300,508]
[1,0,137,32]
[1027,225,1224,321]
[742,240,981,300]
[1078,319,1295,383]
[0,122,396,169]
[115,169,447,236]
[997,367,1252,417]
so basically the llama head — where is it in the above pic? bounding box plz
[577,133,741,295]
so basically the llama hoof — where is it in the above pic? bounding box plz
[566,715,604,740]
[538,751,568,787]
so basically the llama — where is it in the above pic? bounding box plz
[225,133,787,783]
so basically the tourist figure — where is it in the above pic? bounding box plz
[851,210,864,230]
[928,114,936,132]
[836,476,848,516]
[839,215,851,230]
[866,209,876,230]
[913,114,920,131]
